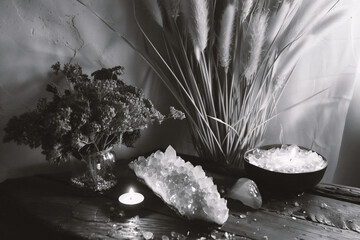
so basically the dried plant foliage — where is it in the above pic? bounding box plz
[4,63,184,163]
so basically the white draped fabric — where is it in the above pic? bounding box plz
[263,0,360,183]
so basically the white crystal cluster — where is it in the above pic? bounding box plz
[129,146,229,225]
[248,145,327,173]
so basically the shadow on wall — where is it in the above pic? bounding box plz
[0,70,59,183]
[335,78,360,188]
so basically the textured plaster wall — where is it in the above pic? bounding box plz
[0,0,360,186]
[0,0,190,182]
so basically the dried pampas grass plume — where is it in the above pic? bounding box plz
[241,0,254,23]
[273,74,287,92]
[218,3,236,70]
[244,11,268,82]
[180,0,209,61]
[266,1,291,44]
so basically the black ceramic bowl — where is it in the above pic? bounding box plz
[244,144,327,193]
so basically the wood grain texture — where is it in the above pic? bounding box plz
[222,195,360,239]
[1,165,360,239]
[263,193,360,232]
[0,175,242,239]
[311,183,360,204]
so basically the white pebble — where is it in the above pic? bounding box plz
[142,231,153,240]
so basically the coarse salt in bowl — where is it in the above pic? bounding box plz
[244,144,327,193]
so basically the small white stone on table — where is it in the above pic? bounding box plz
[142,231,153,239]
[161,235,169,240]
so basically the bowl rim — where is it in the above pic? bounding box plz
[244,144,328,175]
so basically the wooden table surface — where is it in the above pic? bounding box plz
[0,156,360,240]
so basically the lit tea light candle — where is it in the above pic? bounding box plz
[119,188,144,206]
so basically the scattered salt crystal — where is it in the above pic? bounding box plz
[118,210,125,217]
[297,192,305,197]
[239,214,247,219]
[248,145,326,173]
[292,217,296,220]
[263,236,269,240]
[142,231,153,239]
[320,202,328,209]
[210,230,218,239]
[178,234,186,240]
[129,215,139,224]
[294,202,299,207]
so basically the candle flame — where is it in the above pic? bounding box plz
[129,187,134,194]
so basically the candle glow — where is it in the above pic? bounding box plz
[119,187,144,205]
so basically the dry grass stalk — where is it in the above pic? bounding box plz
[241,0,254,23]
[266,0,291,44]
[244,10,268,82]
[217,3,236,71]
[180,0,209,61]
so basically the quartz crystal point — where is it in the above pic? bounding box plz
[129,146,229,225]
[227,178,262,209]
